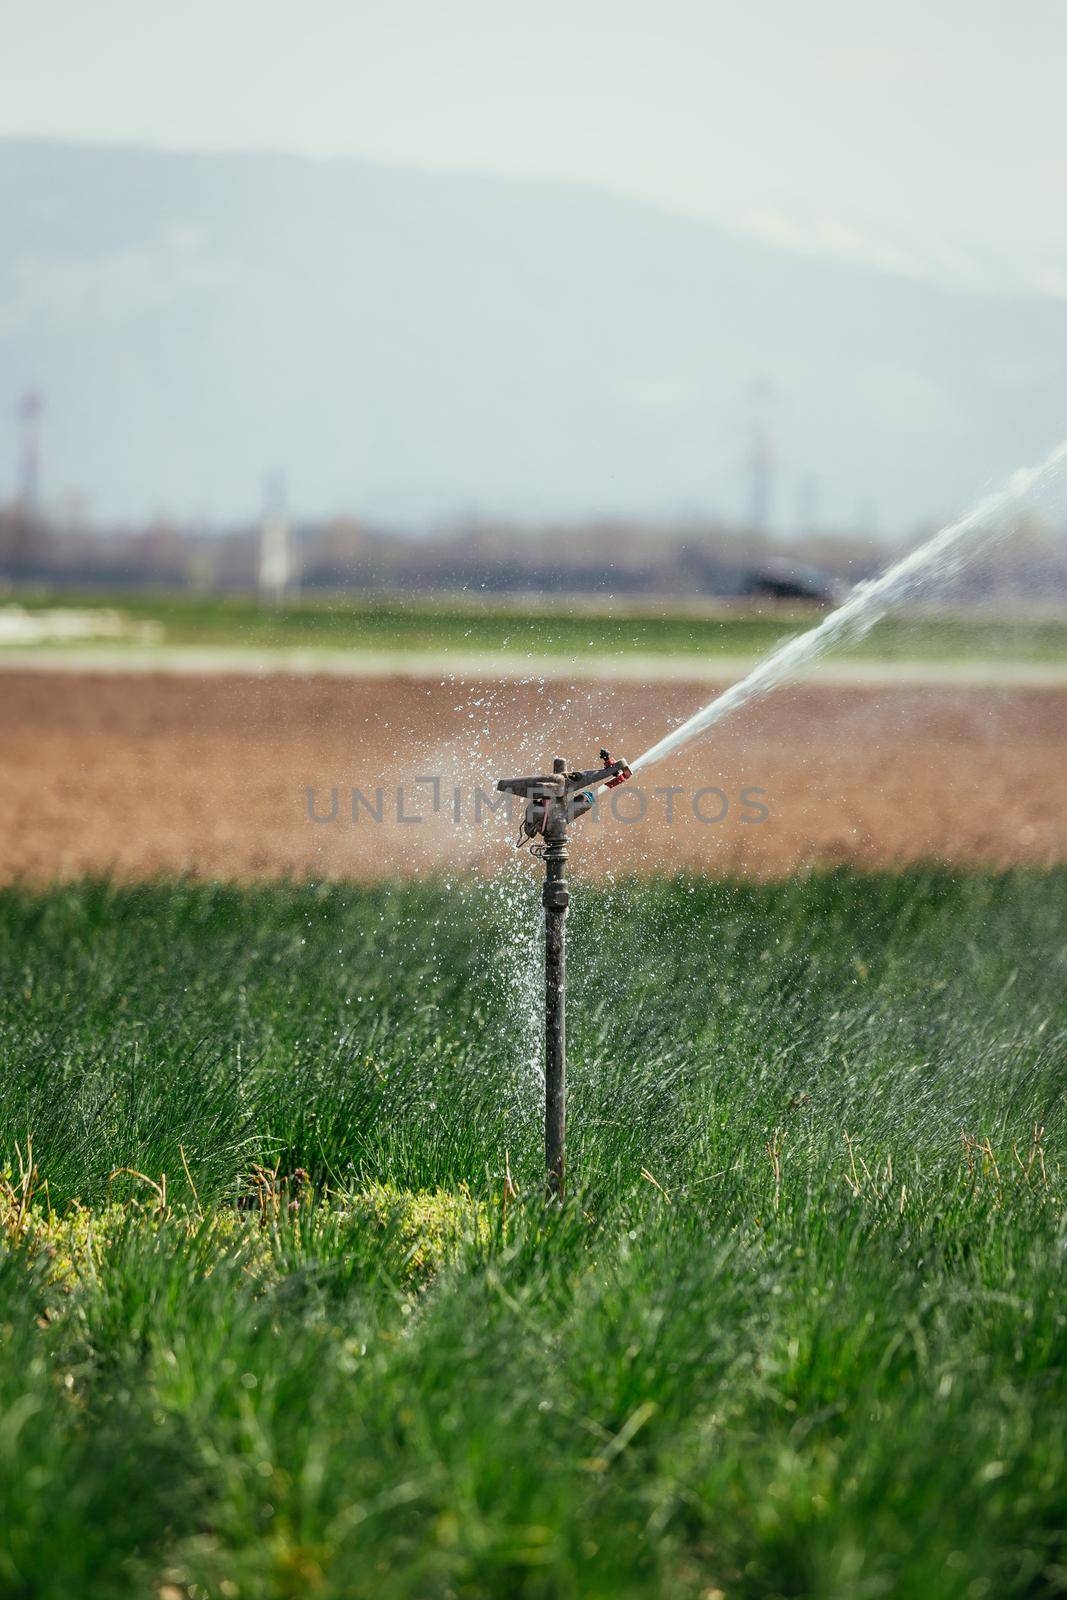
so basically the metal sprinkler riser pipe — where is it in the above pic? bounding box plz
[495,750,631,1195]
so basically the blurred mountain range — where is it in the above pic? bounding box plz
[1,138,1066,533]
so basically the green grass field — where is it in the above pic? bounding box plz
[2,870,1066,1598]
[7,588,1067,663]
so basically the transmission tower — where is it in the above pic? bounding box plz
[16,391,43,513]
[747,377,775,533]
[6,391,44,576]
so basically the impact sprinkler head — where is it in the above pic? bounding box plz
[494,749,630,1197]
[495,751,631,845]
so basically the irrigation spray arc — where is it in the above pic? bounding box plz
[630,438,1067,775]
[493,438,1067,1193]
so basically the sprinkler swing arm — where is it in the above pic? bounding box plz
[495,751,631,1195]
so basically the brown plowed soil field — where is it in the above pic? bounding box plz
[1,670,1064,881]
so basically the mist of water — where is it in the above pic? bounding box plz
[629,441,1067,774]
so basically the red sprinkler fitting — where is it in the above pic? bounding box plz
[599,749,632,789]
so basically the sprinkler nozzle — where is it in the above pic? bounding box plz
[599,749,632,788]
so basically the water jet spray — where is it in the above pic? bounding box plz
[491,437,1067,1196]
[495,751,630,1194]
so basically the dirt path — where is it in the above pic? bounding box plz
[1,670,1064,881]
[1,644,1065,686]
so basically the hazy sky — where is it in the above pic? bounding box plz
[5,0,1067,296]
